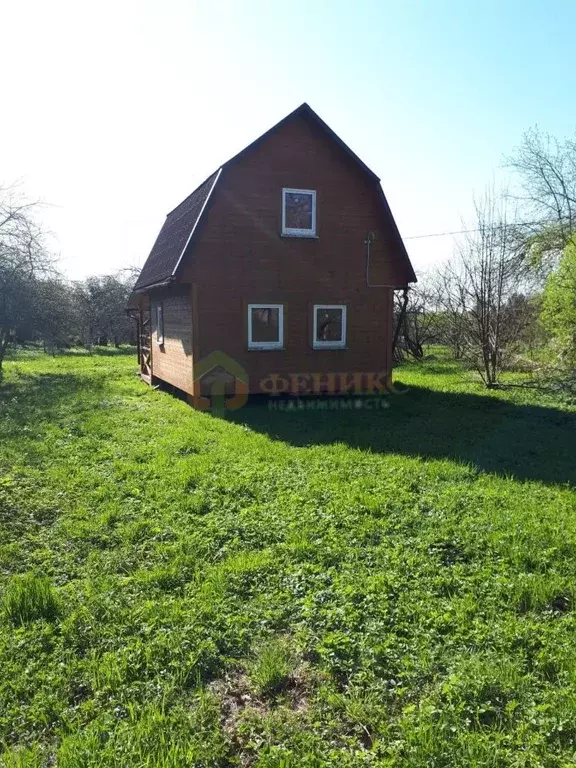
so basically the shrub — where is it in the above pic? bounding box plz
[4,573,60,626]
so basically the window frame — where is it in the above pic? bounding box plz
[156,304,164,346]
[282,188,317,237]
[312,304,347,349]
[248,303,284,350]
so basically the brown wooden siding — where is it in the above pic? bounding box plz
[150,287,194,394]
[181,113,399,394]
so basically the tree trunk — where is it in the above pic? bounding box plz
[0,329,10,373]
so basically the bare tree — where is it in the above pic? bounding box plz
[72,271,136,350]
[437,192,535,387]
[35,278,77,353]
[0,185,55,371]
[507,127,576,264]
[393,279,439,361]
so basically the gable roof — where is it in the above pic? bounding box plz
[133,169,221,291]
[133,103,415,291]
[225,102,381,184]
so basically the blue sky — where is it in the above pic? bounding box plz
[2,0,575,278]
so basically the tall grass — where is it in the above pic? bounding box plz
[4,573,60,626]
[247,637,296,697]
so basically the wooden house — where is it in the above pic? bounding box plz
[129,103,416,404]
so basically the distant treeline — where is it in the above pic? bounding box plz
[0,184,139,370]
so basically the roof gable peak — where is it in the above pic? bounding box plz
[222,102,380,184]
[132,103,412,293]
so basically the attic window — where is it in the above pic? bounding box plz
[313,305,346,349]
[248,304,284,350]
[282,189,316,237]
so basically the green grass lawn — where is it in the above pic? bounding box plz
[1,350,575,767]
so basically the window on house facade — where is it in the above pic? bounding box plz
[248,304,284,349]
[313,305,346,349]
[282,188,316,236]
[156,304,164,345]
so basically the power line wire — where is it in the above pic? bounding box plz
[404,221,543,240]
[405,227,480,240]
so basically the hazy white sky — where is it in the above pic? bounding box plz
[2,0,575,280]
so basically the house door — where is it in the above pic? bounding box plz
[139,310,152,382]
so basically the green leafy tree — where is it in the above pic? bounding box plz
[541,239,576,365]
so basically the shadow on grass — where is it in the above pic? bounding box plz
[2,364,574,488]
[228,386,576,487]
[0,372,107,433]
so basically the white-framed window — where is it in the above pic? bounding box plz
[313,304,347,349]
[156,304,164,345]
[282,188,316,237]
[248,304,284,350]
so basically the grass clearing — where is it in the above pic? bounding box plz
[1,349,575,765]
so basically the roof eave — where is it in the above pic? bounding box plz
[132,276,176,293]
[376,185,417,284]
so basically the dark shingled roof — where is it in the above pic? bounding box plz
[133,170,220,290]
[133,103,415,291]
